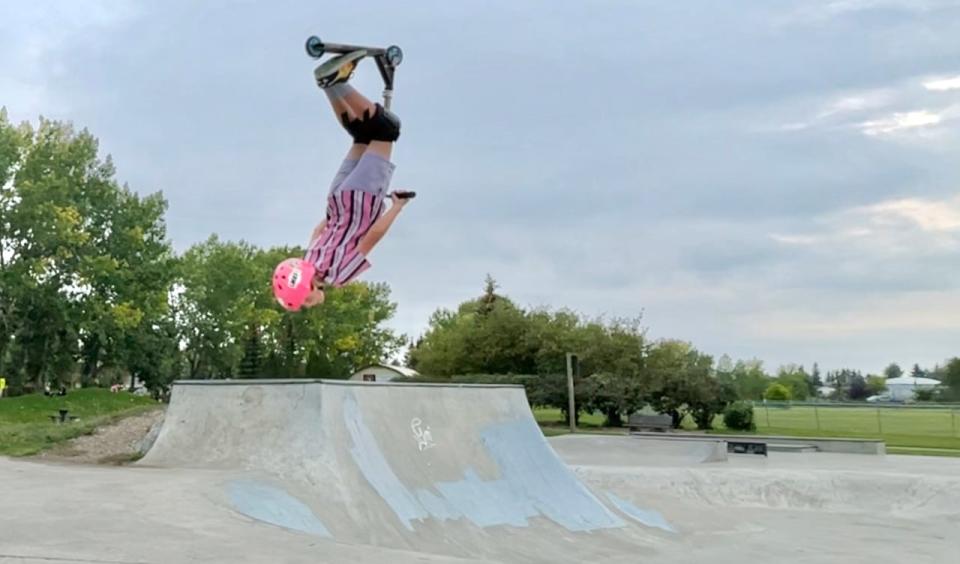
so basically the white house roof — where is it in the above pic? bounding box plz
[371,364,419,378]
[885,376,941,386]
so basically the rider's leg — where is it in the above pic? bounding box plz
[315,52,400,167]
[328,87,398,161]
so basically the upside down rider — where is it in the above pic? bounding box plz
[273,50,414,311]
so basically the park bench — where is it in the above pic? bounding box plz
[48,409,78,424]
[627,413,673,433]
[727,440,768,456]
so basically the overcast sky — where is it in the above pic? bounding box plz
[3,0,960,375]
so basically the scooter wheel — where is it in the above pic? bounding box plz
[386,45,403,66]
[305,36,325,58]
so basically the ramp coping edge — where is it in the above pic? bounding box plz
[172,379,525,389]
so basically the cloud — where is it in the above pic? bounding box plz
[859,196,960,231]
[924,75,960,91]
[772,194,960,243]
[777,0,958,25]
[766,194,960,295]
[736,290,960,339]
[859,109,944,135]
[770,234,821,246]
[766,70,960,143]
[816,90,897,119]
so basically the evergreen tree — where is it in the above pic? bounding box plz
[239,326,263,378]
[810,362,823,395]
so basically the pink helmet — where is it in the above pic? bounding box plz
[272,258,317,311]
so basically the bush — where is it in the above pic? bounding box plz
[723,401,756,431]
[764,383,792,401]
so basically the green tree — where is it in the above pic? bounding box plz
[927,363,945,382]
[239,326,263,378]
[572,316,647,426]
[408,278,649,426]
[776,365,810,401]
[716,359,769,400]
[646,340,721,429]
[810,362,823,395]
[883,363,903,380]
[827,368,861,392]
[525,309,581,375]
[122,316,182,397]
[847,374,870,400]
[0,112,176,393]
[686,374,735,430]
[176,236,262,379]
[406,308,468,376]
[764,383,792,401]
[941,358,960,401]
[294,281,405,379]
[79,188,176,388]
[0,109,29,389]
[582,372,638,427]
[0,115,93,390]
[409,277,535,376]
[866,375,887,396]
[910,363,926,379]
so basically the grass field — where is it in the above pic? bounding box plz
[534,409,616,437]
[0,388,159,456]
[534,404,960,454]
[753,403,960,451]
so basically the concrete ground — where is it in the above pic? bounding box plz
[2,433,957,563]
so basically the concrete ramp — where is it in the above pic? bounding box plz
[140,380,656,559]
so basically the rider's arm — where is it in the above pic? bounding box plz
[356,199,408,256]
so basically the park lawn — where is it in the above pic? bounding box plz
[750,404,960,450]
[884,446,960,458]
[534,408,631,437]
[0,388,159,456]
[533,405,960,454]
[534,408,606,430]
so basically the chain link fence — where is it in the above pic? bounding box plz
[751,401,960,448]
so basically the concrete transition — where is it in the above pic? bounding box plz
[138,380,669,560]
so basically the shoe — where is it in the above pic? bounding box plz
[314,50,366,89]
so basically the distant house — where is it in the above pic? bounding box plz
[884,376,941,401]
[349,364,419,383]
[817,386,836,398]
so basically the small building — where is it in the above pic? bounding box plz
[349,364,419,383]
[884,376,941,401]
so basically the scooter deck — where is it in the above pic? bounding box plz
[305,36,402,66]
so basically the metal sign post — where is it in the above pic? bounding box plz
[566,353,577,433]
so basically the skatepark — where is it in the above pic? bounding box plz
[3,1,960,562]
[2,380,958,563]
